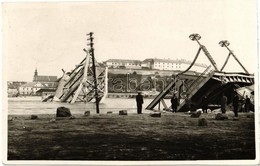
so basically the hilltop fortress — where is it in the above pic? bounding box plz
[104,58,207,72]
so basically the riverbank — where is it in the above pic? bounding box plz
[8,111,255,160]
[7,98,169,115]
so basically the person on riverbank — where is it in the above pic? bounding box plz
[232,92,239,117]
[221,94,227,113]
[136,92,144,114]
[185,95,191,112]
[201,95,208,113]
[245,95,251,112]
[171,94,179,112]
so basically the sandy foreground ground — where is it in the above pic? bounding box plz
[7,110,255,160]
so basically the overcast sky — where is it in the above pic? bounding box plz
[3,0,257,82]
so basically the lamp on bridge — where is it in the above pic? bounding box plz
[189,33,219,71]
[219,40,249,74]
[189,33,201,45]
[219,40,230,47]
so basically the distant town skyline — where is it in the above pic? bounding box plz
[3,1,257,81]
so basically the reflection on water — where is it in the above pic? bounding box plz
[8,97,171,115]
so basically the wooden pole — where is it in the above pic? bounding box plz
[87,32,100,114]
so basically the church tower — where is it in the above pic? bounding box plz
[33,68,38,82]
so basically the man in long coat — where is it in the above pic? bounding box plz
[171,94,179,112]
[221,94,228,113]
[136,92,144,114]
[244,95,251,112]
[201,95,208,113]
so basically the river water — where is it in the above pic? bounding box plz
[7,97,171,115]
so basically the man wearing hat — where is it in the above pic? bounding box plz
[136,91,144,114]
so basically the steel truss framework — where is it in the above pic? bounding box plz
[146,34,254,111]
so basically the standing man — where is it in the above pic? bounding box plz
[233,92,239,117]
[171,94,179,112]
[221,94,228,114]
[201,95,208,113]
[245,95,251,112]
[136,92,144,114]
[185,95,191,112]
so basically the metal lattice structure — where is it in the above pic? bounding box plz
[146,34,254,111]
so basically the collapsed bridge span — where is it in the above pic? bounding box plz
[146,34,254,112]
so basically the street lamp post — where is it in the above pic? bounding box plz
[189,33,219,71]
[219,40,249,74]
[189,33,202,46]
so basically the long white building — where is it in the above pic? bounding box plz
[105,59,142,69]
[105,58,208,72]
[150,58,207,72]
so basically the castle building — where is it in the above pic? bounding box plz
[105,58,208,72]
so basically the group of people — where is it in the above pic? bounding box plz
[200,94,229,114]
[232,93,251,117]
[135,92,180,114]
[136,91,252,116]
[197,92,252,117]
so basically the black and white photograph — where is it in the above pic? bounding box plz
[2,0,259,165]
